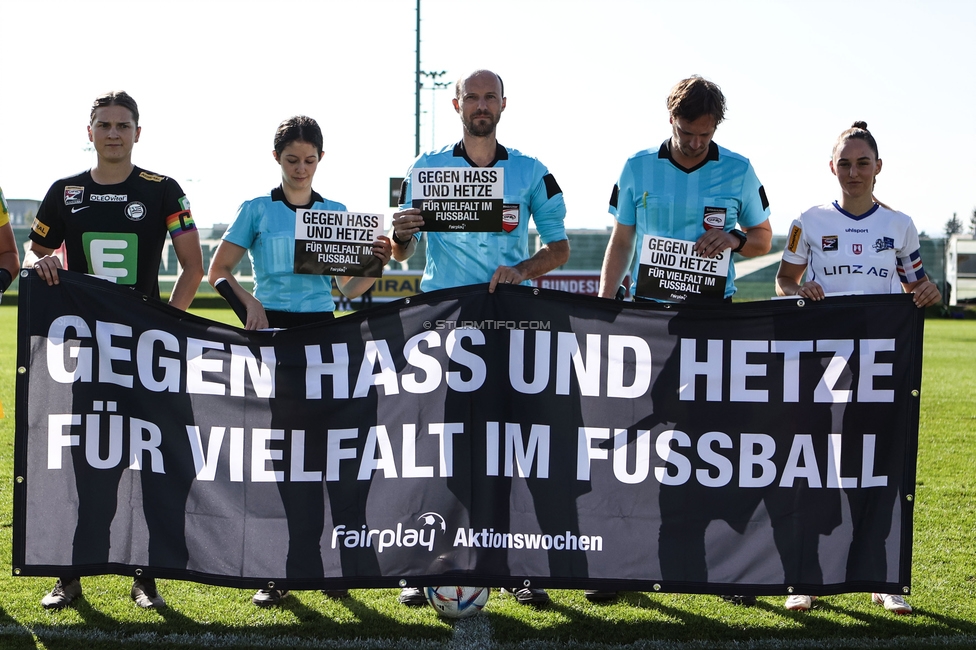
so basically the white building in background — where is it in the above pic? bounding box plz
[945,235,976,305]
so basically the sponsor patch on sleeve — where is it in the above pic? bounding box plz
[31,218,50,238]
[787,224,802,253]
[139,172,165,183]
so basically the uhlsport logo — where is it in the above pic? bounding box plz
[331,512,446,553]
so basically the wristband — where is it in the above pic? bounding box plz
[0,268,12,293]
[730,230,747,253]
[391,230,411,246]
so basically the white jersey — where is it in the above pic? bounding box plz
[782,202,926,295]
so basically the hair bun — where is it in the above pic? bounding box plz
[852,120,869,130]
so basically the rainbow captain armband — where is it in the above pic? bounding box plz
[166,207,197,237]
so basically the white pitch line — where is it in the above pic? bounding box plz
[3,624,974,650]
[448,613,494,650]
[0,625,445,650]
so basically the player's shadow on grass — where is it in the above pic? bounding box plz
[916,608,976,635]
[534,594,741,642]
[521,591,976,645]
[0,605,37,650]
[810,597,976,634]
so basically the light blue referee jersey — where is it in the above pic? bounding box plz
[223,186,343,313]
[610,140,770,298]
[402,141,567,293]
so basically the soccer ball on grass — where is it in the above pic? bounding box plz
[424,585,490,618]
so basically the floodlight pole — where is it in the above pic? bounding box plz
[415,0,421,157]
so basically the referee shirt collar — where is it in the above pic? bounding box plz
[271,185,325,210]
[658,139,720,174]
[453,141,509,167]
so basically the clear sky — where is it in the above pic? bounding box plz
[1,0,974,237]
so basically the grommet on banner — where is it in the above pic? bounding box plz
[906,494,914,502]
[135,568,143,576]
[17,366,25,374]
[399,579,407,587]
[787,586,795,593]
[267,581,276,589]
[653,583,661,592]
[532,289,539,296]
[404,298,411,304]
[20,269,28,278]
[13,568,20,575]
[523,579,531,587]
[911,390,920,397]
[902,586,910,594]
[16,476,23,484]
[796,299,806,307]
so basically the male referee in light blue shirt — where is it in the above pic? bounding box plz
[390,69,569,293]
[594,75,773,606]
[598,75,772,302]
[390,69,571,608]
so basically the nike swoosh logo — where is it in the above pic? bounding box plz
[71,206,89,213]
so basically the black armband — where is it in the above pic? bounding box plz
[391,230,412,246]
[0,268,12,293]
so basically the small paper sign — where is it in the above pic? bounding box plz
[293,210,385,278]
[411,167,504,232]
[636,234,729,303]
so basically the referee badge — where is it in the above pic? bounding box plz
[502,204,520,233]
[702,206,727,230]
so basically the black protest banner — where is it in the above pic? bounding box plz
[14,271,923,596]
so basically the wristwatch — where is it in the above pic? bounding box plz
[730,230,748,253]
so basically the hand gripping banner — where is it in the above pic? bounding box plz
[13,271,924,596]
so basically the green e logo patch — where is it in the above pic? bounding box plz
[82,232,139,284]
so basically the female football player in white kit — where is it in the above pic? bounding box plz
[774,121,941,615]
